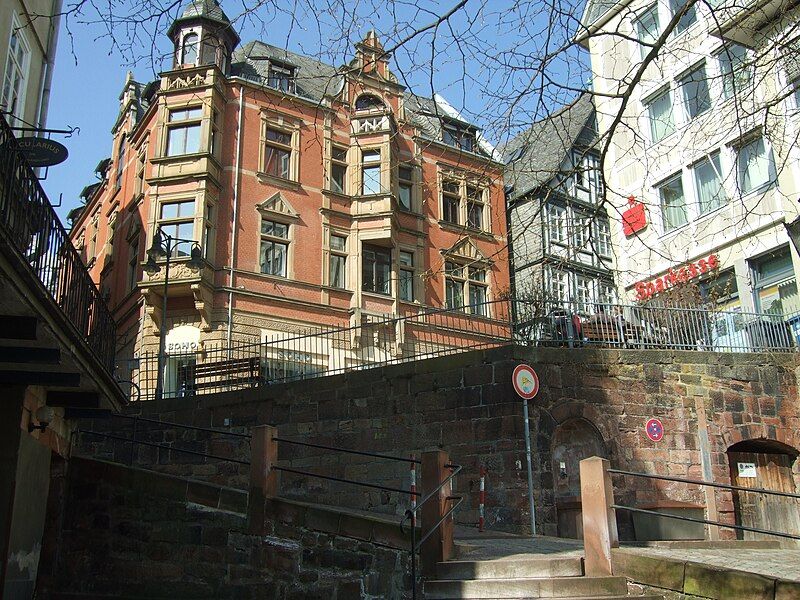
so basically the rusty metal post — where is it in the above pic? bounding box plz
[248,424,278,533]
[580,456,618,576]
[420,450,454,576]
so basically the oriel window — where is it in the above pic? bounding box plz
[166,107,203,156]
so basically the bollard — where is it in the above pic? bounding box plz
[579,456,618,576]
[478,466,486,532]
[248,424,278,533]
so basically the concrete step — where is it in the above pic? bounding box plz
[437,557,584,580]
[423,575,629,598]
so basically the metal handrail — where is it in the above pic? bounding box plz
[609,467,800,541]
[113,413,252,439]
[612,504,800,541]
[608,468,800,500]
[0,113,117,372]
[273,465,419,497]
[78,429,251,465]
[275,436,421,464]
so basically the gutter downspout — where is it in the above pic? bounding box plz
[227,85,244,357]
[35,0,62,129]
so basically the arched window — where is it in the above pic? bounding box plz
[181,33,199,65]
[355,94,384,111]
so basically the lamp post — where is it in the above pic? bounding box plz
[143,226,203,401]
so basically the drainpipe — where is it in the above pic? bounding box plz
[34,0,62,129]
[227,85,244,357]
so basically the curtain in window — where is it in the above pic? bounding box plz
[738,138,775,194]
[649,92,675,142]
[694,155,726,213]
[659,177,687,231]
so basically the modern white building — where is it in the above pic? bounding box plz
[578,0,800,322]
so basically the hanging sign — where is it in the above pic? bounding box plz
[645,418,664,442]
[512,364,539,400]
[737,462,757,478]
[622,195,647,237]
[16,137,69,167]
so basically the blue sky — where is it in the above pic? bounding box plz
[42,0,589,223]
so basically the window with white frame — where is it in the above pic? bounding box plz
[166,107,202,156]
[548,268,568,300]
[264,127,293,179]
[646,89,675,143]
[669,0,697,33]
[680,64,710,119]
[127,235,140,292]
[268,63,295,93]
[596,220,612,257]
[115,135,126,191]
[330,145,348,194]
[445,261,488,315]
[575,275,593,311]
[466,185,485,230]
[548,205,567,244]
[572,214,590,248]
[599,282,616,305]
[362,244,391,294]
[658,174,687,232]
[442,180,461,224]
[1,16,30,124]
[636,5,659,60]
[260,220,289,277]
[361,149,382,195]
[736,136,776,194]
[398,166,413,210]
[180,32,198,65]
[329,234,347,289]
[782,40,800,108]
[399,250,414,301]
[159,200,196,256]
[693,152,727,213]
[718,44,752,100]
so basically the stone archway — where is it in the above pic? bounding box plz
[551,417,607,538]
[727,438,800,540]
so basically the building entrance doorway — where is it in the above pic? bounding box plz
[551,417,606,538]
[727,439,800,540]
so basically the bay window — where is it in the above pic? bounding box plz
[166,107,202,156]
[361,149,382,195]
[362,244,391,294]
[159,200,196,256]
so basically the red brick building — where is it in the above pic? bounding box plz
[68,0,510,396]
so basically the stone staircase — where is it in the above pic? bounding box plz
[424,554,663,599]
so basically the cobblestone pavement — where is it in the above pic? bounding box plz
[618,547,800,582]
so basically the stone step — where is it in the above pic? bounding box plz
[424,596,663,600]
[437,557,584,580]
[423,575,629,598]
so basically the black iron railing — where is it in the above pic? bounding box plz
[0,113,117,372]
[608,467,800,541]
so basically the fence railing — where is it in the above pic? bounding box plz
[115,298,800,402]
[0,113,117,372]
[514,299,799,353]
[578,457,800,576]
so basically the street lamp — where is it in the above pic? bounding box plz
[143,226,204,401]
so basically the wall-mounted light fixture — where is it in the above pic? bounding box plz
[28,405,55,433]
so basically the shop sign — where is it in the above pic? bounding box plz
[622,195,647,237]
[737,462,757,478]
[165,325,201,355]
[634,254,720,301]
[16,136,69,167]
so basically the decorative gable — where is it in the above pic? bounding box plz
[257,192,299,220]
[441,237,491,264]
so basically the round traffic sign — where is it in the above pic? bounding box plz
[645,418,664,442]
[512,364,539,399]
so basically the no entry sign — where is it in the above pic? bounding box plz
[512,364,539,400]
[645,418,664,442]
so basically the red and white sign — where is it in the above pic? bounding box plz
[645,418,664,442]
[512,364,539,400]
[634,254,720,301]
[622,195,647,237]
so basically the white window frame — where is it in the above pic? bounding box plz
[165,107,203,157]
[1,14,31,126]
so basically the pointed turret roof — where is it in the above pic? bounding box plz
[167,0,240,46]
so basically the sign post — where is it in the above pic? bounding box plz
[513,364,539,537]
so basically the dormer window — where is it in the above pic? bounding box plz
[443,124,476,152]
[268,63,295,93]
[181,33,199,65]
[355,94,384,112]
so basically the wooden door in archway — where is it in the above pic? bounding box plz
[728,451,800,540]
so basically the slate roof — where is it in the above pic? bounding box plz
[176,0,232,28]
[230,40,492,158]
[502,93,597,201]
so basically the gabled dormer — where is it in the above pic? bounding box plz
[167,0,240,74]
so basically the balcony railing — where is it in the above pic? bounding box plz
[0,113,117,372]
